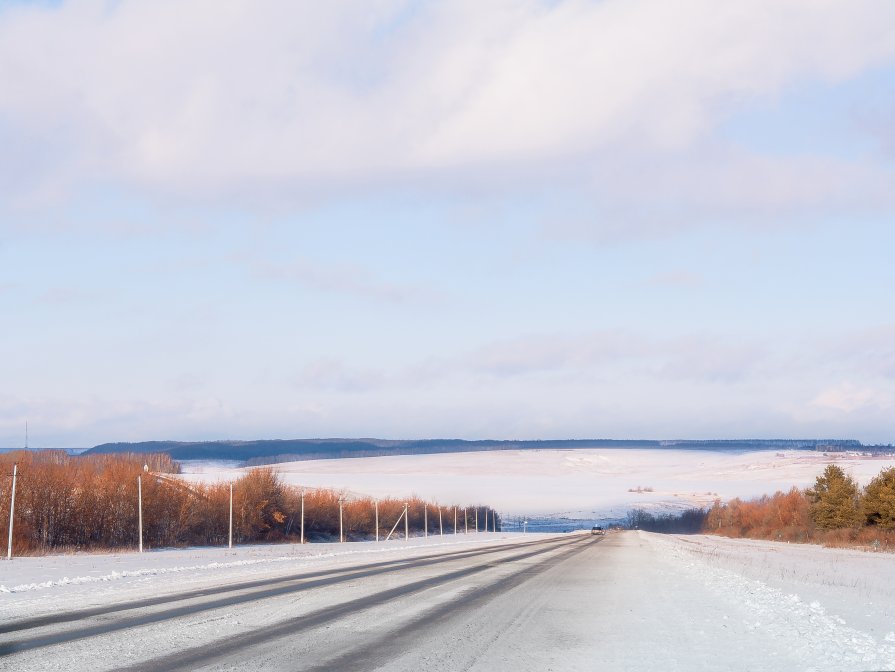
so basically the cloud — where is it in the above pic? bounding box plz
[647,270,703,288]
[415,330,772,384]
[240,254,442,305]
[296,358,385,393]
[819,324,895,380]
[809,382,891,414]
[1,0,894,215]
[37,286,89,304]
[6,325,895,445]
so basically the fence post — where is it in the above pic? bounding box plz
[474,508,478,533]
[424,504,428,538]
[375,499,379,542]
[339,497,344,543]
[453,507,457,535]
[6,463,16,560]
[228,482,233,549]
[385,506,405,541]
[464,508,468,534]
[439,507,443,537]
[300,490,305,544]
[137,475,143,553]
[404,502,409,540]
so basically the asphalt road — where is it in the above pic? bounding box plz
[0,534,603,671]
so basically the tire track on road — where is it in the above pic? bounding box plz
[113,536,595,672]
[297,536,601,672]
[0,536,574,656]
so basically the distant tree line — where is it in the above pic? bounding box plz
[625,508,707,533]
[704,465,895,548]
[0,451,500,555]
[80,437,881,464]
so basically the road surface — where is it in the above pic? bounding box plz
[2,532,893,671]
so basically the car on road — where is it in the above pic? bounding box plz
[591,526,605,535]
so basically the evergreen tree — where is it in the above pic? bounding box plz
[862,467,895,530]
[806,465,862,529]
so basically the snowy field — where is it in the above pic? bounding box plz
[180,448,895,519]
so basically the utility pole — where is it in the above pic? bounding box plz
[6,463,16,560]
[300,490,305,544]
[228,482,233,549]
[375,500,379,542]
[137,475,143,553]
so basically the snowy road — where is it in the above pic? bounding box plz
[1,532,894,671]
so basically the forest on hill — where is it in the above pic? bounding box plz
[80,438,871,463]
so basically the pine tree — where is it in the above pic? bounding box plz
[806,465,862,529]
[862,467,895,530]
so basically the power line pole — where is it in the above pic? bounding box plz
[6,463,16,560]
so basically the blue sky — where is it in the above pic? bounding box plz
[1,0,895,446]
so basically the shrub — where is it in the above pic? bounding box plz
[806,465,862,529]
[862,467,895,530]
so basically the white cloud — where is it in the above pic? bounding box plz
[296,358,385,393]
[239,253,444,305]
[648,270,703,288]
[809,382,890,414]
[1,0,894,207]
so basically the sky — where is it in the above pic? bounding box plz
[1,0,894,447]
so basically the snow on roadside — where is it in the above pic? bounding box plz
[646,532,895,670]
[0,533,525,619]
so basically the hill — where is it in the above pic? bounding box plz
[80,438,865,463]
